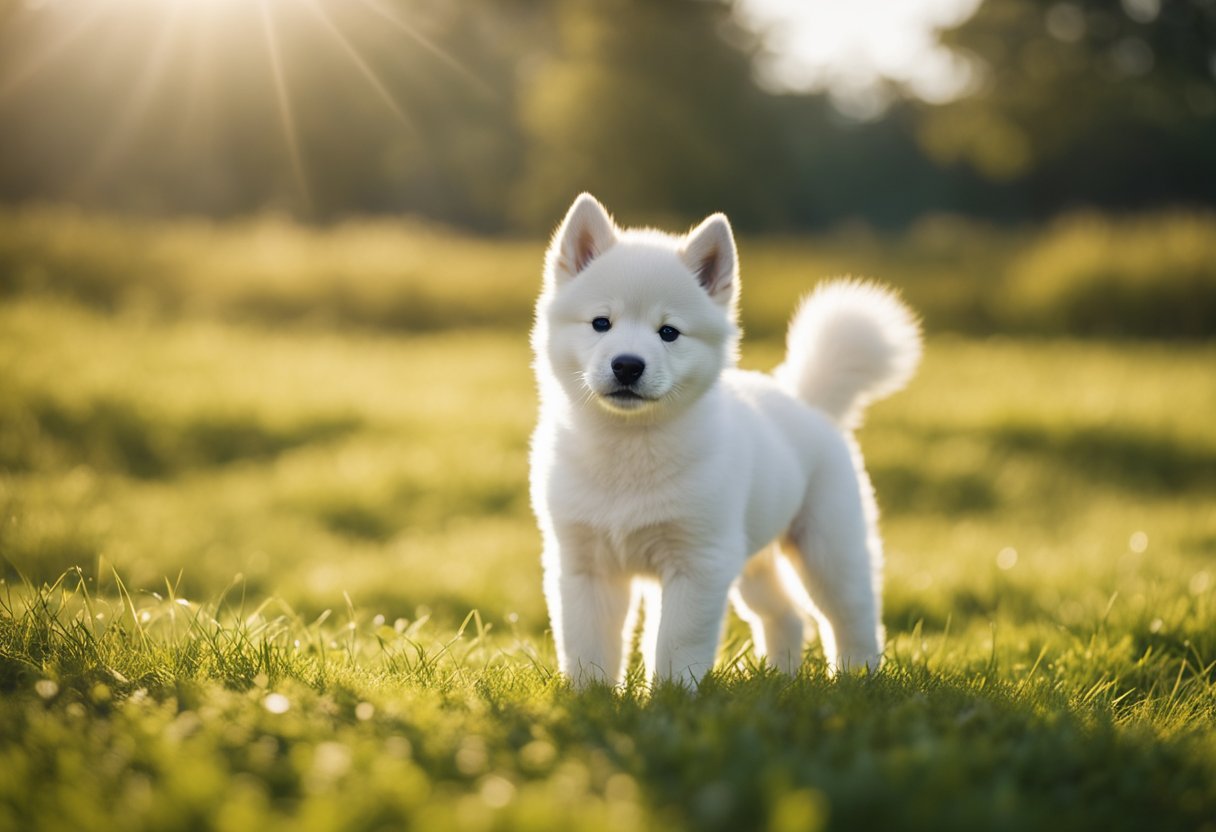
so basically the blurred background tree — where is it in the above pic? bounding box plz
[922,0,1216,211]
[0,0,1212,231]
[512,0,783,229]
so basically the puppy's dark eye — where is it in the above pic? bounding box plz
[592,317,612,333]
[658,325,681,342]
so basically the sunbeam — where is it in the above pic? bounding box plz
[73,4,186,198]
[258,0,312,209]
[354,0,497,100]
[302,0,416,133]
[0,3,107,103]
[175,5,217,159]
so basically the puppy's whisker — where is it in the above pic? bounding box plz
[570,371,596,404]
[573,378,598,408]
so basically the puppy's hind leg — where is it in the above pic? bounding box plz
[784,442,885,673]
[730,546,806,674]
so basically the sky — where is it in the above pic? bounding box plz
[732,0,984,118]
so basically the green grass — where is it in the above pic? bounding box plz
[1,215,1215,830]
[1006,212,1216,338]
[2,564,1214,832]
[6,206,1214,339]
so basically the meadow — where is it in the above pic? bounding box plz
[1,209,1214,831]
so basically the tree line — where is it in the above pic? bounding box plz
[0,0,1212,232]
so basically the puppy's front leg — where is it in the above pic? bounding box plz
[654,567,734,687]
[545,539,632,687]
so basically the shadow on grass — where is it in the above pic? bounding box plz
[538,668,1215,832]
[0,530,99,587]
[884,581,1054,635]
[989,424,1216,495]
[0,393,361,478]
[872,421,1216,519]
[871,465,999,516]
[308,479,528,542]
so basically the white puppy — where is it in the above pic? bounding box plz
[530,194,921,687]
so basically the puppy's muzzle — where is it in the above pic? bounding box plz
[611,354,645,386]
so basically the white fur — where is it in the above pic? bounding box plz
[530,194,922,687]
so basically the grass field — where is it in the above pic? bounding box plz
[1,214,1215,831]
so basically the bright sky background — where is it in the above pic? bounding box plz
[733,0,984,119]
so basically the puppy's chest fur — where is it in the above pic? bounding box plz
[543,425,724,575]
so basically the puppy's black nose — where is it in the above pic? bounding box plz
[611,354,645,385]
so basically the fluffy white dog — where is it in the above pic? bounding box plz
[530,194,921,687]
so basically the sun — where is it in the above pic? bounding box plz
[114,0,271,12]
[0,0,476,212]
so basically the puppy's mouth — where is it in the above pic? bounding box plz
[601,387,650,409]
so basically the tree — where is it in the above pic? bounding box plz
[919,0,1216,209]
[512,0,786,230]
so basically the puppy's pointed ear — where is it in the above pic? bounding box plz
[547,193,618,284]
[680,213,737,305]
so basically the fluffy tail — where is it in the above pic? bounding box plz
[774,279,922,429]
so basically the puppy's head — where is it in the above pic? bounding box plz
[534,193,739,420]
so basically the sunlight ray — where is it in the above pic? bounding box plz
[354,0,497,100]
[302,0,416,132]
[175,7,217,160]
[0,4,108,102]
[258,0,312,209]
[73,5,185,197]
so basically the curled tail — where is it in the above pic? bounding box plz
[774,279,922,429]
